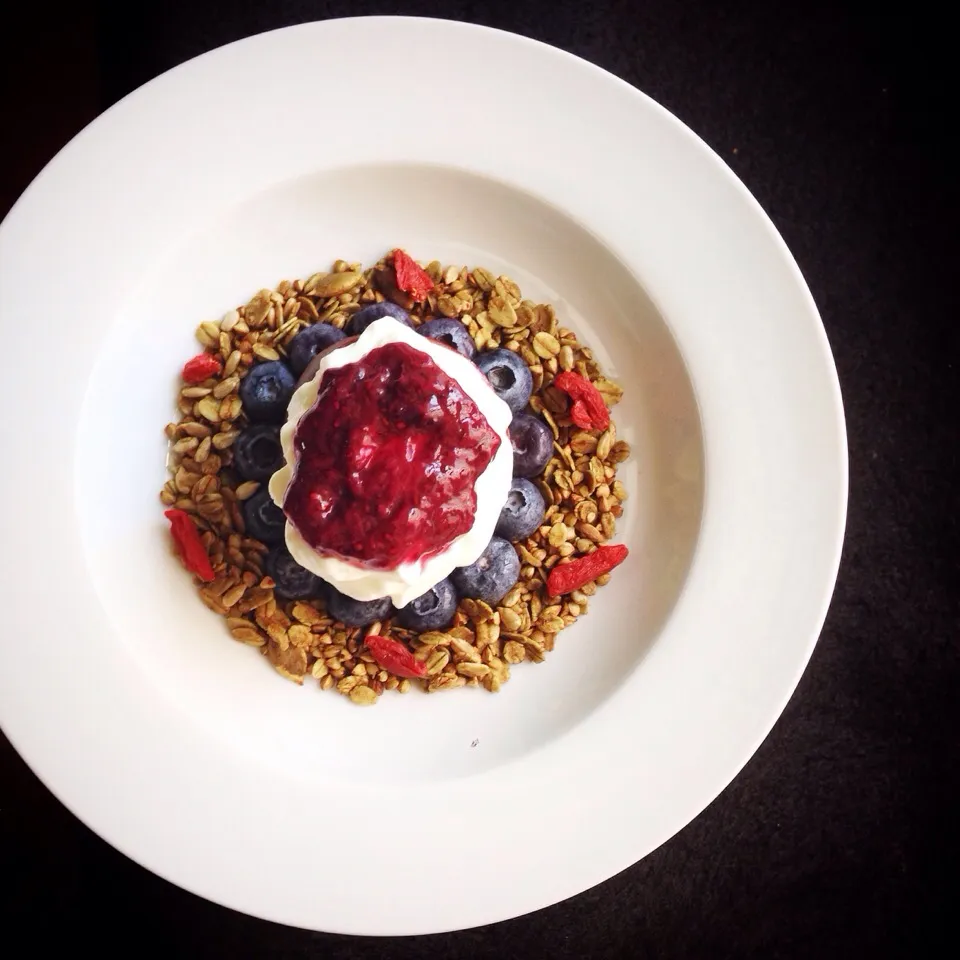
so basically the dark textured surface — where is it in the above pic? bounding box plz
[2,2,957,956]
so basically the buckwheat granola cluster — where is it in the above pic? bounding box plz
[160,253,630,704]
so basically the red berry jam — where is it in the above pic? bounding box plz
[283,341,501,569]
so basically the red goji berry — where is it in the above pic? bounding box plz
[553,371,610,431]
[164,508,215,581]
[546,543,628,595]
[182,353,222,384]
[392,249,434,302]
[568,399,592,430]
[365,633,427,679]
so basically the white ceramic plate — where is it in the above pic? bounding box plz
[0,17,846,935]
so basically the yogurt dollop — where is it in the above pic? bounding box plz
[269,317,513,607]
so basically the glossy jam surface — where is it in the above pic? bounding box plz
[284,341,501,569]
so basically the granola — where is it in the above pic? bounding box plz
[160,253,630,704]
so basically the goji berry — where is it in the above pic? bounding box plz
[568,399,592,430]
[553,371,610,431]
[182,353,222,384]
[546,543,628,595]
[392,249,434,302]
[164,508,215,581]
[365,633,427,679]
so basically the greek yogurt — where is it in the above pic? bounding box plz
[269,317,513,607]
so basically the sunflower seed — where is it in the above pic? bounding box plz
[195,396,221,423]
[533,331,560,358]
[349,684,378,705]
[252,343,280,362]
[213,376,240,399]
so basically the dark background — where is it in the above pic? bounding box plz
[2,2,957,957]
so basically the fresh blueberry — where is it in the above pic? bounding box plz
[266,546,325,600]
[417,318,476,360]
[508,413,553,478]
[345,301,413,336]
[495,478,546,541]
[325,587,393,628]
[396,578,458,631]
[286,323,346,375]
[451,537,520,604]
[238,360,296,423]
[233,424,284,482]
[243,488,286,545]
[474,348,533,414]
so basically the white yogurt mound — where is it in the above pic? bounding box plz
[268,316,513,607]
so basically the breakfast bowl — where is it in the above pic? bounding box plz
[0,17,846,935]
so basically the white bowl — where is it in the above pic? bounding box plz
[0,17,846,935]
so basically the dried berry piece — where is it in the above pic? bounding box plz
[164,508,215,581]
[182,353,222,384]
[546,544,628,595]
[392,249,434,302]
[568,399,593,430]
[553,371,610,430]
[365,633,427,679]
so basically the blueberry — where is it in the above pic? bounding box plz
[326,587,393,628]
[396,578,458,631]
[345,302,413,337]
[239,360,296,423]
[451,537,520,604]
[495,478,546,541]
[286,323,346,375]
[266,546,325,600]
[417,318,476,360]
[233,425,284,482]
[508,413,553,478]
[474,348,533,414]
[243,488,286,545]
